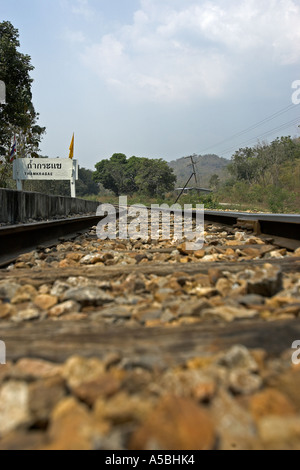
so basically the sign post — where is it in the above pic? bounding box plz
[13,158,79,197]
[70,159,77,198]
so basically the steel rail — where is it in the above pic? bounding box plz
[0,216,103,268]
[0,208,300,267]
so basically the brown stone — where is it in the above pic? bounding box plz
[228,369,262,395]
[0,431,46,450]
[235,232,246,241]
[49,300,81,317]
[102,253,114,262]
[225,248,235,256]
[14,262,30,269]
[245,238,261,245]
[14,358,63,379]
[202,306,259,322]
[80,254,105,265]
[157,369,212,398]
[177,243,193,255]
[154,289,173,303]
[44,397,108,450]
[11,285,38,304]
[58,260,73,268]
[241,247,261,258]
[129,395,216,450]
[95,392,152,425]
[258,416,300,450]
[202,254,220,262]
[250,388,296,421]
[38,284,51,295]
[226,240,240,246]
[34,294,58,310]
[17,251,36,263]
[11,307,41,322]
[195,287,218,299]
[171,272,192,282]
[270,369,300,411]
[72,373,121,406]
[185,357,214,370]
[208,268,223,286]
[250,349,267,372]
[28,376,66,423]
[193,274,211,287]
[218,345,259,372]
[192,381,217,402]
[294,247,300,256]
[216,278,232,296]
[194,250,206,259]
[268,249,286,258]
[62,286,114,306]
[115,243,127,250]
[166,280,182,291]
[210,389,257,450]
[0,282,21,300]
[177,300,211,317]
[66,252,84,262]
[246,264,282,297]
[0,303,16,319]
[62,356,105,389]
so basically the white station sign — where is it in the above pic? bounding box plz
[13,158,78,197]
[13,158,78,181]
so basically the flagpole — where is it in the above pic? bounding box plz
[69,133,76,198]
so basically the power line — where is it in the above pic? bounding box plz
[221,117,300,155]
[220,116,300,156]
[200,103,297,154]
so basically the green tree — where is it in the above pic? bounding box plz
[94,154,176,197]
[228,147,258,183]
[134,158,176,197]
[76,167,99,197]
[0,21,45,164]
[94,153,128,196]
[209,174,220,190]
[218,136,300,212]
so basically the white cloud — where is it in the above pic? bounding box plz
[64,29,86,44]
[80,0,300,103]
[71,0,94,20]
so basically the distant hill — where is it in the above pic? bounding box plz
[168,154,229,188]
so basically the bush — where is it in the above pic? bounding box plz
[179,192,220,209]
[266,186,295,213]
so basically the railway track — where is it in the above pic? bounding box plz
[0,208,299,267]
[0,207,300,450]
[0,215,105,268]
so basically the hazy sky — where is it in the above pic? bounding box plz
[1,0,300,169]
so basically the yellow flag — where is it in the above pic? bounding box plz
[69,133,74,159]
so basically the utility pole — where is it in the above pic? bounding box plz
[188,155,199,188]
[174,155,200,204]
